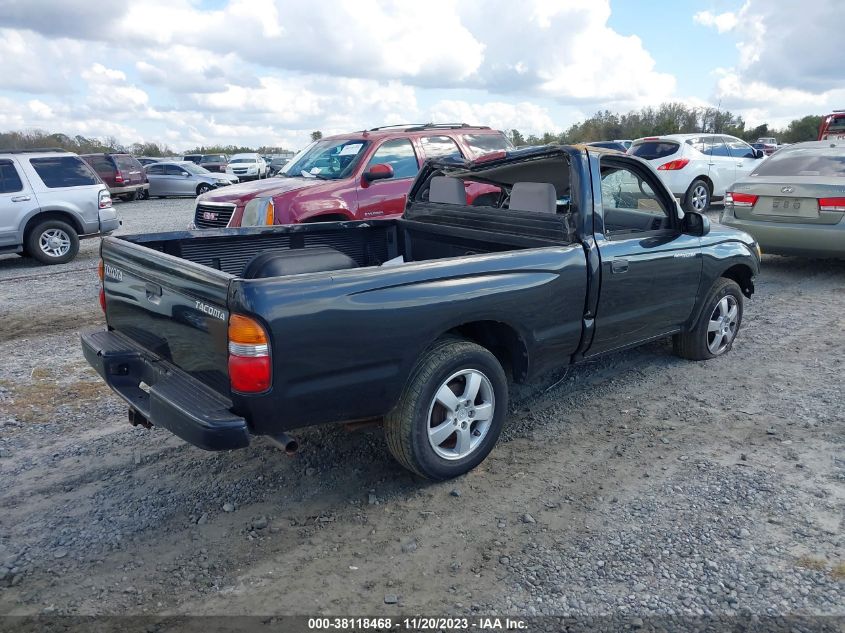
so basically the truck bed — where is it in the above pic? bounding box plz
[96,203,586,436]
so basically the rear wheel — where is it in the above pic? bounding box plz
[26,219,79,265]
[683,178,711,213]
[674,278,743,360]
[384,338,508,480]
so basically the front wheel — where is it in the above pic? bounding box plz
[196,183,212,196]
[674,278,743,360]
[683,178,711,213]
[384,338,508,480]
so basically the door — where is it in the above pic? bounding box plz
[145,164,166,196]
[164,164,192,195]
[725,136,762,180]
[705,136,736,197]
[588,155,702,356]
[356,138,420,219]
[0,158,39,248]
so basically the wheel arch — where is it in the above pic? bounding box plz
[444,320,530,383]
[721,263,754,298]
[23,210,84,239]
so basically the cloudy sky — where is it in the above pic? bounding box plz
[1,0,843,150]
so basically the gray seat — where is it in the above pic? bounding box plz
[509,182,557,213]
[429,176,466,205]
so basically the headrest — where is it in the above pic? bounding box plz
[509,182,557,213]
[429,176,466,205]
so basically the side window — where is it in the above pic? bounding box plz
[707,137,732,157]
[90,156,114,176]
[725,137,756,159]
[0,160,24,194]
[420,136,462,159]
[600,161,672,238]
[165,164,185,176]
[146,164,163,175]
[29,157,99,188]
[366,138,419,179]
[463,133,512,157]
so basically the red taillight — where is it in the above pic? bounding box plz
[228,314,271,393]
[99,287,106,313]
[97,259,106,313]
[114,170,124,184]
[657,158,690,171]
[726,192,758,208]
[818,197,845,212]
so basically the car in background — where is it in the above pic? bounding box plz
[0,148,118,264]
[81,153,149,201]
[628,134,765,212]
[614,139,633,150]
[267,156,290,176]
[197,154,229,174]
[228,153,268,181]
[818,111,845,140]
[145,161,238,198]
[136,157,162,166]
[722,140,845,258]
[193,123,513,229]
[587,141,628,152]
[752,138,779,156]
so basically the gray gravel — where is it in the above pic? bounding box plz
[0,201,842,621]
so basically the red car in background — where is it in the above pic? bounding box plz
[192,124,512,228]
[818,111,845,140]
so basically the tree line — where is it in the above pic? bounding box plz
[507,103,823,147]
[0,104,825,156]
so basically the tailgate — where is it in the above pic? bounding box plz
[101,236,233,393]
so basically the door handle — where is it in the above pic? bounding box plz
[611,258,629,273]
[736,163,743,167]
[11,195,31,202]
[707,162,716,166]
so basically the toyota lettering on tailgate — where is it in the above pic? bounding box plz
[202,211,218,221]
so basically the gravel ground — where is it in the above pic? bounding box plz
[0,199,842,624]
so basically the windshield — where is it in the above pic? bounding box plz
[230,157,257,164]
[751,149,845,177]
[279,139,370,179]
[182,163,211,175]
[200,155,226,163]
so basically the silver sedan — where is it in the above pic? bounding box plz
[145,161,238,198]
[721,140,845,258]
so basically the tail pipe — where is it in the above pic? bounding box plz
[268,433,299,456]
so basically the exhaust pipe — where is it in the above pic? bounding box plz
[268,433,299,456]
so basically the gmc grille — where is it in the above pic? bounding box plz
[194,202,236,229]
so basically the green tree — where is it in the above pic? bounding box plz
[781,115,823,143]
[310,131,323,141]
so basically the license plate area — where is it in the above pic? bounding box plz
[754,197,819,218]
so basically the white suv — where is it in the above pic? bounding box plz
[628,134,765,212]
[227,153,267,181]
[0,149,119,264]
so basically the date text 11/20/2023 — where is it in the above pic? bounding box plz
[306,617,528,630]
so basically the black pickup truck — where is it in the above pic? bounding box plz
[82,145,760,480]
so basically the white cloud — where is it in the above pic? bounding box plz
[693,9,739,33]
[428,100,559,135]
[697,0,845,125]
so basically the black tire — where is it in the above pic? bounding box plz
[136,188,149,200]
[197,183,212,196]
[683,178,711,213]
[25,219,79,265]
[384,337,508,480]
[674,278,743,360]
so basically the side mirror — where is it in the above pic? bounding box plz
[363,163,394,183]
[683,211,711,236]
[184,172,192,177]
[754,149,765,159]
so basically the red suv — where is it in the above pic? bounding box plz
[193,124,512,228]
[81,153,149,201]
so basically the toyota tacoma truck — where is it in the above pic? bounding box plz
[82,145,760,480]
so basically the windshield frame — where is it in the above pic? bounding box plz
[181,162,212,175]
[280,139,371,180]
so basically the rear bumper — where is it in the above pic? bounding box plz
[722,214,845,258]
[109,184,149,195]
[81,329,250,451]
